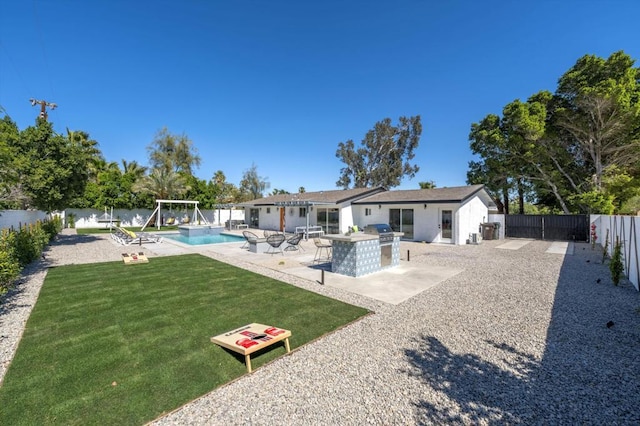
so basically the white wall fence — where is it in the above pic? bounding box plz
[0,210,49,231]
[591,214,639,291]
[488,214,506,240]
[65,208,245,228]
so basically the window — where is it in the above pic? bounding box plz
[317,208,340,234]
[266,207,271,214]
[299,207,307,217]
[365,208,372,216]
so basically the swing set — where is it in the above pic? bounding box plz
[141,199,209,231]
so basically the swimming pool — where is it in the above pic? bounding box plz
[164,233,245,245]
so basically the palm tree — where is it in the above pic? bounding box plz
[419,181,437,189]
[121,159,147,179]
[132,168,190,200]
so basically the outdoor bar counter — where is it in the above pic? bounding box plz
[322,231,403,277]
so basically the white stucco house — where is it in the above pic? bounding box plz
[240,184,496,245]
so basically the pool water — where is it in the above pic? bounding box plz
[164,233,245,245]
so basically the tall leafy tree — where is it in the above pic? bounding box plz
[468,51,640,214]
[336,115,422,189]
[239,163,270,201]
[211,170,239,204]
[147,127,201,175]
[467,114,512,213]
[0,115,23,208]
[15,119,94,212]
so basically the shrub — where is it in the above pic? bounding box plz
[14,222,49,267]
[0,231,20,294]
[601,229,610,264]
[42,216,63,240]
[610,236,624,286]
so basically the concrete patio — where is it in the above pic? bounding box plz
[143,230,464,305]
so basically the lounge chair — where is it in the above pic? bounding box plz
[165,217,176,225]
[112,226,162,246]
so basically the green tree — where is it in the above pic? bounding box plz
[15,119,94,212]
[467,113,512,214]
[239,163,270,200]
[418,181,436,189]
[211,170,238,204]
[551,51,640,202]
[66,128,104,181]
[298,186,306,193]
[271,189,289,195]
[0,115,23,208]
[336,115,422,189]
[468,51,640,214]
[132,168,190,204]
[147,127,201,175]
[121,159,147,179]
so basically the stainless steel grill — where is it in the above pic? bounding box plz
[364,224,394,245]
[364,224,394,267]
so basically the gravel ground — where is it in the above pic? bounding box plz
[2,230,640,425]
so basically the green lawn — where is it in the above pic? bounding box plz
[0,254,369,425]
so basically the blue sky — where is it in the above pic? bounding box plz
[1,1,639,193]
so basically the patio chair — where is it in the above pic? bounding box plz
[266,234,286,255]
[284,233,304,252]
[263,229,279,238]
[241,230,257,248]
[313,238,332,263]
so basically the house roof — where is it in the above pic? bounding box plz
[352,184,495,206]
[242,187,386,206]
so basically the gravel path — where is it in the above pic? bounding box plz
[2,230,640,425]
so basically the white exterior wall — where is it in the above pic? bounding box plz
[208,209,245,226]
[423,203,458,243]
[338,203,355,233]
[351,196,489,245]
[457,197,490,245]
[257,206,282,231]
[352,205,389,230]
[283,206,315,233]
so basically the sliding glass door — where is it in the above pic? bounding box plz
[317,208,340,234]
[389,208,414,239]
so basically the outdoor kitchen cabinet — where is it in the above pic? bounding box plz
[322,231,403,277]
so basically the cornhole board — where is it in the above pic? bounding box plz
[121,252,149,265]
[210,323,291,373]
